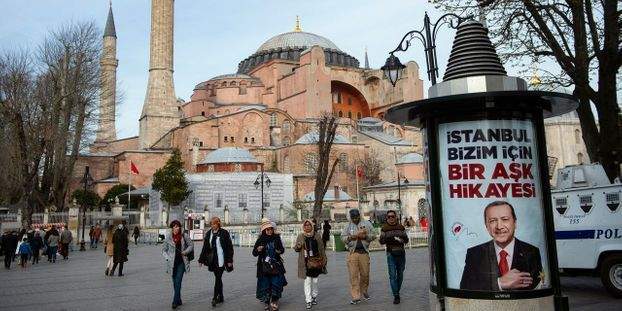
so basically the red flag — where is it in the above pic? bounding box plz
[356,166,364,178]
[130,161,139,175]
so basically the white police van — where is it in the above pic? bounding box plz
[551,164,622,297]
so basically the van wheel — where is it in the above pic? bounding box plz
[601,255,622,298]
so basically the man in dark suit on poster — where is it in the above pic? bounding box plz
[460,201,544,291]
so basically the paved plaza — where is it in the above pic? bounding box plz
[0,243,619,311]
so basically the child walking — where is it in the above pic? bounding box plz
[18,237,32,269]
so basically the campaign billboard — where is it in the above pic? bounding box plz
[438,119,550,292]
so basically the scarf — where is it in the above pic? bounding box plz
[302,219,315,237]
[172,231,182,245]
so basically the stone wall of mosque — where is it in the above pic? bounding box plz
[185,172,294,224]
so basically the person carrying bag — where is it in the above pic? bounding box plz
[295,219,327,309]
[162,220,194,309]
[198,217,234,307]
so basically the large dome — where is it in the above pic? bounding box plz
[238,29,359,74]
[256,31,340,53]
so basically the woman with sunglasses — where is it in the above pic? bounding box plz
[253,218,287,311]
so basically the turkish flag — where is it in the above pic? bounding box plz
[356,166,364,178]
[130,161,139,175]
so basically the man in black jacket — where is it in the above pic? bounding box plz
[460,201,543,291]
[198,217,234,307]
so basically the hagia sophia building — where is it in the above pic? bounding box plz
[71,0,589,223]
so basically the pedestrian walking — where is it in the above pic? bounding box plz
[1,230,17,269]
[294,219,327,309]
[92,224,102,249]
[104,225,115,276]
[162,220,194,309]
[110,223,129,276]
[379,210,409,304]
[46,227,60,263]
[253,218,287,311]
[10,230,19,262]
[133,226,140,245]
[30,231,43,264]
[59,226,73,260]
[198,217,234,307]
[321,220,331,249]
[89,226,95,248]
[341,209,375,305]
[17,236,32,269]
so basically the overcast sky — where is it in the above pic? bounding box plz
[1,0,536,138]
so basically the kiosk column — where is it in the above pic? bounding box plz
[386,20,577,311]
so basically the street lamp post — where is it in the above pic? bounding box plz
[254,165,271,220]
[381,12,470,87]
[397,173,409,223]
[79,166,93,251]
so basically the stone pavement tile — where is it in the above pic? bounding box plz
[0,243,619,311]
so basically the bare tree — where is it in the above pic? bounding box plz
[0,21,102,227]
[432,0,621,180]
[312,113,340,219]
[348,149,385,188]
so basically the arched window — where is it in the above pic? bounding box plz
[224,136,228,142]
[251,137,255,144]
[283,155,290,173]
[574,129,581,144]
[339,153,348,170]
[270,113,277,127]
[282,121,291,132]
[304,154,319,173]
[348,111,352,119]
[231,136,235,143]
[201,111,205,116]
[221,82,227,87]
[338,111,343,117]
[577,152,585,164]
[357,112,361,119]
[244,137,248,143]
[230,81,237,86]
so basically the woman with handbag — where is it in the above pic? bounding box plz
[162,220,194,309]
[104,225,115,276]
[198,217,234,307]
[294,219,327,309]
[253,218,287,311]
[111,223,129,277]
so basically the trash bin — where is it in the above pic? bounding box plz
[333,233,346,252]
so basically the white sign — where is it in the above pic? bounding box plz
[438,119,550,292]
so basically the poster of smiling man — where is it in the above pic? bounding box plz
[438,119,550,292]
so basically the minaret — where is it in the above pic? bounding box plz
[139,0,178,149]
[96,2,118,142]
